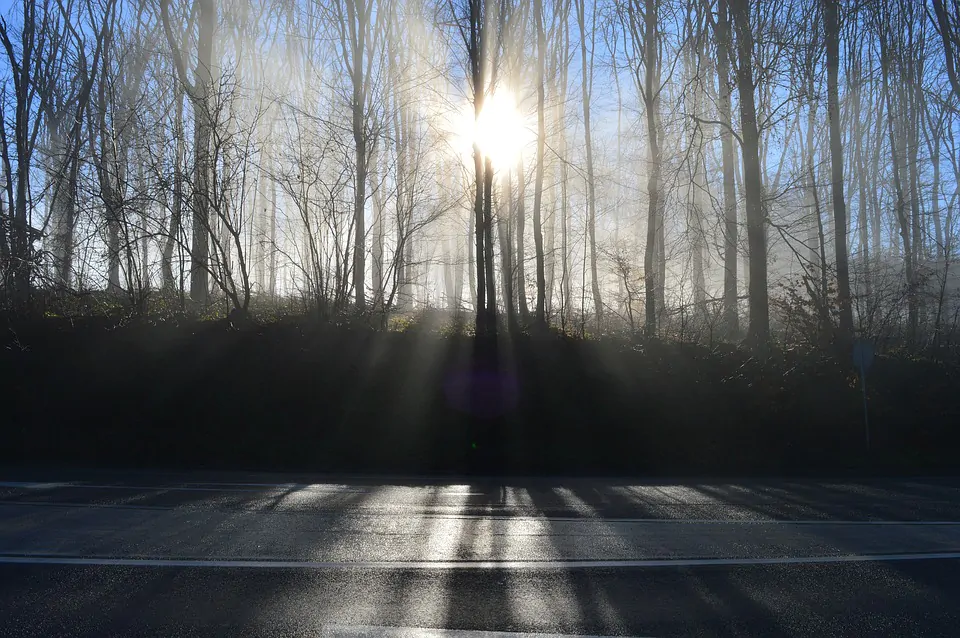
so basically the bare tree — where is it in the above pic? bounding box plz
[621,0,663,336]
[532,0,548,326]
[930,0,960,102]
[43,0,111,287]
[730,0,770,346]
[575,0,602,330]
[451,0,502,334]
[877,1,918,345]
[823,0,853,346]
[328,0,380,311]
[0,0,56,310]
[159,0,217,305]
[708,0,740,335]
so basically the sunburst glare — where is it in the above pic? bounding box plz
[457,90,532,169]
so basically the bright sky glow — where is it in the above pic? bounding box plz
[458,91,532,169]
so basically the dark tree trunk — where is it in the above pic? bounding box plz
[163,83,185,292]
[879,13,917,346]
[483,155,497,330]
[515,159,530,323]
[187,0,215,306]
[824,0,853,346]
[731,0,770,346]
[347,0,370,311]
[532,0,547,326]
[716,0,739,335]
[499,171,517,330]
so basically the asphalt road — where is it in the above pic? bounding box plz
[1,470,960,637]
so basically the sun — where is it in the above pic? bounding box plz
[457,91,531,169]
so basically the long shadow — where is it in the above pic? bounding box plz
[523,485,627,635]
[520,483,798,636]
[4,478,958,635]
[435,481,517,632]
[153,483,385,627]
[340,484,449,629]
[691,481,934,529]
[168,482,499,631]
[0,483,389,634]
[773,479,960,521]
[688,481,960,602]
[727,481,960,611]
[551,479,960,635]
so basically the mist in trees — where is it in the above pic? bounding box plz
[2,0,960,353]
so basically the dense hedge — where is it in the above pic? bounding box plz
[2,317,958,475]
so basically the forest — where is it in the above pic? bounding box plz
[1,0,960,475]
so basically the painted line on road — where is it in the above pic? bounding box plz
[0,482,480,496]
[315,624,645,638]
[426,514,960,525]
[1,551,959,570]
[0,482,372,494]
[177,483,491,495]
[2,499,959,526]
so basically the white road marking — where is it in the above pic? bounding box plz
[315,624,641,638]
[0,551,958,570]
[0,481,481,496]
[1,499,959,526]
[0,482,71,489]
[425,515,960,525]
[0,481,371,494]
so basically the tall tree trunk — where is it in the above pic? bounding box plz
[404,216,416,306]
[931,0,960,103]
[349,0,369,311]
[12,129,30,308]
[641,0,661,337]
[163,83,185,292]
[1,0,40,311]
[557,11,571,329]
[716,0,739,335]
[483,155,497,329]
[371,138,384,309]
[869,98,884,256]
[252,153,266,293]
[544,158,556,316]
[137,163,150,291]
[48,121,76,286]
[544,0,567,321]
[804,101,820,272]
[824,0,853,345]
[851,43,871,298]
[907,85,925,328]
[685,10,707,319]
[267,174,277,298]
[927,122,944,259]
[532,0,548,326]
[731,0,770,346]
[879,14,917,346]
[470,0,487,334]
[444,238,455,310]
[0,193,8,266]
[188,0,215,305]
[499,171,517,330]
[576,0,602,330]
[906,19,925,291]
[469,170,479,319]
[515,157,530,322]
[94,62,125,294]
[813,158,830,339]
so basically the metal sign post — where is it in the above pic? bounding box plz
[852,340,875,448]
